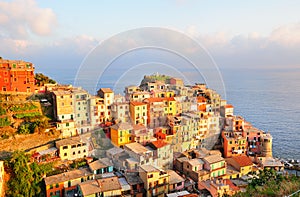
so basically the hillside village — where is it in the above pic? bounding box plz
[0,59,294,197]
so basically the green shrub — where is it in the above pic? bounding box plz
[0,117,10,127]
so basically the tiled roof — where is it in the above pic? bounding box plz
[55,136,83,147]
[225,104,234,108]
[78,180,101,196]
[88,160,108,171]
[145,97,176,103]
[167,170,185,184]
[186,158,204,166]
[98,177,122,192]
[99,88,113,93]
[150,140,169,149]
[130,101,146,106]
[231,156,253,167]
[124,142,149,154]
[110,122,133,130]
[203,154,224,164]
[140,165,160,172]
[44,168,92,185]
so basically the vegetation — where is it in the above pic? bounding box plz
[6,150,53,197]
[14,112,41,119]
[70,159,87,169]
[35,73,56,86]
[17,116,49,134]
[140,73,171,87]
[0,117,10,127]
[0,106,6,116]
[234,169,300,197]
[10,103,38,112]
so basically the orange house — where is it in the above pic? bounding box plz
[222,131,247,158]
[0,59,35,92]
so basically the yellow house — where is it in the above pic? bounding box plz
[97,88,114,121]
[203,154,226,178]
[110,122,133,147]
[55,136,88,161]
[139,165,170,197]
[129,101,147,126]
[226,155,253,177]
[163,97,177,116]
[56,120,76,138]
[44,168,94,197]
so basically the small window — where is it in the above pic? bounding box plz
[55,183,59,188]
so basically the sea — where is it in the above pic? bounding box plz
[55,67,300,160]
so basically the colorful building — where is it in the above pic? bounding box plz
[226,155,253,176]
[202,154,226,178]
[0,59,35,92]
[222,131,247,158]
[129,101,148,126]
[55,136,88,160]
[139,165,170,197]
[97,88,114,122]
[44,168,93,197]
[110,122,133,147]
[148,140,173,170]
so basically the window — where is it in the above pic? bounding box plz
[148,174,153,178]
[64,153,67,156]
[78,151,81,154]
[63,146,68,150]
[50,184,53,189]
[56,183,59,188]
[66,123,69,127]
[73,152,75,155]
[68,181,71,187]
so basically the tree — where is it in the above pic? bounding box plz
[6,150,53,197]
[35,73,56,86]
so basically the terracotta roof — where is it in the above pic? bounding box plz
[203,154,224,164]
[130,101,146,106]
[224,179,240,191]
[55,136,85,147]
[79,180,101,196]
[150,140,169,149]
[99,88,113,93]
[133,124,146,131]
[231,156,253,167]
[197,96,206,102]
[225,104,234,108]
[44,168,92,185]
[145,97,176,103]
[98,177,122,192]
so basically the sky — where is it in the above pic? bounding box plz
[0,0,300,84]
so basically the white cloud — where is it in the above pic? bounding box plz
[0,0,57,38]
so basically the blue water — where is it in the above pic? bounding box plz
[221,68,300,160]
[57,67,300,160]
